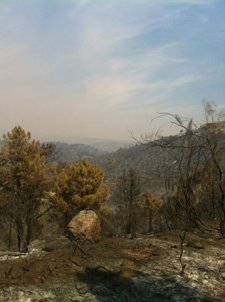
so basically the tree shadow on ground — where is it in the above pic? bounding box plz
[77,267,221,302]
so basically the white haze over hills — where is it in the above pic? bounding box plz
[46,138,133,163]
[71,137,133,152]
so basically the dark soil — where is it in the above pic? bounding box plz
[0,232,225,301]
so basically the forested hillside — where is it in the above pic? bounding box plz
[96,122,225,194]
[49,142,102,163]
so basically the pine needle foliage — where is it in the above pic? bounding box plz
[55,160,109,214]
[0,126,54,251]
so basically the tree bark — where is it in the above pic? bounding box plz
[23,218,32,252]
[148,210,152,233]
[8,219,12,251]
[16,220,24,252]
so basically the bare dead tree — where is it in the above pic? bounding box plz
[114,168,141,236]
[135,109,225,236]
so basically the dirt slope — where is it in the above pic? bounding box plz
[0,232,225,301]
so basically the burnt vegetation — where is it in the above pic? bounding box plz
[0,102,225,301]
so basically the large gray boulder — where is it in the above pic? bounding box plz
[68,210,101,242]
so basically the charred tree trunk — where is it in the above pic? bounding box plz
[23,218,32,252]
[16,220,24,252]
[148,209,152,233]
[8,219,12,251]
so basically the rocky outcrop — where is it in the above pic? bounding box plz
[68,210,101,242]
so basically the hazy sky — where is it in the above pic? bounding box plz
[0,0,225,141]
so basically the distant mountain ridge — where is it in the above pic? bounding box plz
[48,142,102,163]
[72,137,133,152]
[46,137,134,163]
[0,138,133,163]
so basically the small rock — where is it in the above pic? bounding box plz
[152,250,160,256]
[220,271,225,280]
[76,282,89,295]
